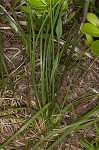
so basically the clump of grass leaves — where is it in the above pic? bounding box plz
[0,0,99,149]
[81,123,99,150]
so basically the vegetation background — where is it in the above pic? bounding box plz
[0,0,99,149]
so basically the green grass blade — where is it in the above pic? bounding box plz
[81,140,95,150]
[33,119,95,150]
[26,2,41,108]
[0,102,51,149]
[40,13,46,106]
[47,118,99,150]
[0,5,27,48]
[79,105,99,121]
[62,93,99,114]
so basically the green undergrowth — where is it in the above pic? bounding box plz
[0,0,99,149]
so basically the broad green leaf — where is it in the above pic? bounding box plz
[21,6,29,13]
[91,40,99,55]
[25,0,47,16]
[87,13,99,27]
[29,0,46,8]
[85,34,94,46]
[81,23,99,37]
[28,0,47,14]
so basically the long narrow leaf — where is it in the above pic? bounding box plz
[0,102,51,149]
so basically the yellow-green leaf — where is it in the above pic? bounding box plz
[87,13,99,27]
[28,0,46,9]
[91,40,99,55]
[81,23,99,37]
[85,34,94,46]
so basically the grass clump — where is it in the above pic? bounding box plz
[0,0,99,149]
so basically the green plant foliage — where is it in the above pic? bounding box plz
[81,140,95,150]
[0,103,51,149]
[28,0,47,12]
[81,13,99,55]
[21,0,68,15]
[56,15,62,38]
[87,13,99,27]
[21,0,46,14]
[21,5,31,14]
[0,5,18,32]
[91,40,99,55]
[81,23,99,37]
[81,123,99,150]
[73,0,85,8]
[0,0,99,149]
[45,0,59,5]
[85,34,94,46]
